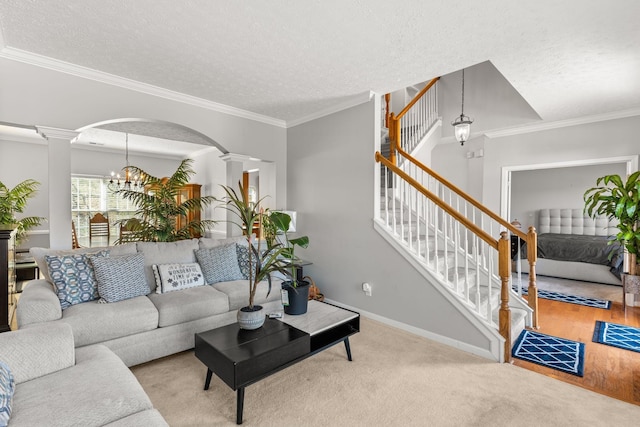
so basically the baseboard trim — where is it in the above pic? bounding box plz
[324,298,498,362]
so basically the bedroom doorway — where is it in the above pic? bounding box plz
[501,154,639,301]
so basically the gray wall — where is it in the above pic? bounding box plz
[432,115,640,216]
[287,99,491,352]
[510,163,627,231]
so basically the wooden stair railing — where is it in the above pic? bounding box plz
[376,151,514,363]
[387,77,440,165]
[390,145,539,328]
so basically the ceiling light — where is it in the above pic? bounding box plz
[109,133,142,190]
[451,69,473,146]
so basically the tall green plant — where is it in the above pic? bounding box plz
[0,179,45,243]
[584,171,640,274]
[114,159,216,242]
[268,211,309,287]
[219,182,290,309]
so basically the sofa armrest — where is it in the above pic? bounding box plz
[0,322,75,384]
[16,279,62,327]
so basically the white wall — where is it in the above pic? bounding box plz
[0,139,49,248]
[0,58,287,247]
[510,162,627,231]
[432,115,640,217]
[287,99,492,353]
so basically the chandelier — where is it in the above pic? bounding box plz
[451,68,474,146]
[109,133,142,190]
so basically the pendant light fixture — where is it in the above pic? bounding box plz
[109,133,141,189]
[451,68,473,146]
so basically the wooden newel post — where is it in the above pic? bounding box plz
[388,113,398,166]
[498,231,512,363]
[384,93,391,128]
[527,226,539,329]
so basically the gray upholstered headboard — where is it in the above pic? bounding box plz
[538,208,617,236]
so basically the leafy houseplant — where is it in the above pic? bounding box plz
[0,179,45,243]
[114,159,216,242]
[220,183,291,329]
[584,171,640,276]
[267,211,311,315]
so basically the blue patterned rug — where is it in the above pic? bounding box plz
[512,285,611,309]
[592,321,640,353]
[512,329,585,376]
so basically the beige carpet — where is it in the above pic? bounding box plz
[132,317,640,426]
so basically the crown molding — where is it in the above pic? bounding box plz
[286,91,374,128]
[35,126,79,141]
[485,108,640,139]
[70,142,185,161]
[0,47,287,128]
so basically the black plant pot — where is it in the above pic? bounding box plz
[283,281,310,315]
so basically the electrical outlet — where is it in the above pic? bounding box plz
[362,282,372,296]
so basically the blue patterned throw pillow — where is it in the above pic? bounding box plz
[0,361,14,427]
[195,244,244,284]
[236,244,250,280]
[45,250,109,309]
[90,253,150,303]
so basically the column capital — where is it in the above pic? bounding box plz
[35,126,79,141]
[220,153,251,163]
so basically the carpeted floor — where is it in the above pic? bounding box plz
[132,317,640,426]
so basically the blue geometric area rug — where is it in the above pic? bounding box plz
[592,321,640,353]
[512,329,585,377]
[512,285,611,310]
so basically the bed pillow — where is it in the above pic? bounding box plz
[195,244,244,284]
[153,263,205,294]
[45,250,109,309]
[90,253,149,303]
[0,360,14,427]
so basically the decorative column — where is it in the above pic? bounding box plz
[220,153,250,237]
[35,126,79,249]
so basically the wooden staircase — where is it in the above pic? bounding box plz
[375,79,539,362]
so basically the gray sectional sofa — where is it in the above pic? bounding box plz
[0,322,168,426]
[1,236,284,426]
[18,236,284,367]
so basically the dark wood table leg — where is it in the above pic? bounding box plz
[237,387,245,424]
[344,337,353,361]
[204,368,213,390]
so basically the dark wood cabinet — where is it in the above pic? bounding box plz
[176,184,202,238]
[0,228,17,332]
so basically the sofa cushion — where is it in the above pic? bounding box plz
[104,409,168,427]
[30,244,137,282]
[137,240,199,292]
[45,250,108,309]
[9,345,154,427]
[212,278,283,311]
[0,361,14,427]
[198,236,247,249]
[152,263,205,294]
[195,244,244,285]
[61,296,159,347]
[0,323,75,384]
[91,253,150,303]
[147,285,230,327]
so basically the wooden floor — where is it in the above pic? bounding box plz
[513,296,640,405]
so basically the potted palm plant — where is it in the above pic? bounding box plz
[0,179,45,243]
[220,183,291,329]
[584,171,640,298]
[114,159,216,242]
[268,211,311,315]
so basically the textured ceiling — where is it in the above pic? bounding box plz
[0,0,639,125]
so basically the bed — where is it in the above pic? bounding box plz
[517,208,622,286]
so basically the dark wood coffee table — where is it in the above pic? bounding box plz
[195,301,359,424]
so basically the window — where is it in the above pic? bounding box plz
[71,176,140,244]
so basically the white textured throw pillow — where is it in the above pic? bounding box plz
[153,263,205,294]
